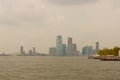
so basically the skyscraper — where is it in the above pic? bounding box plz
[49,47,57,56]
[67,37,72,56]
[71,43,77,56]
[33,47,36,54]
[29,50,33,55]
[68,37,72,45]
[96,42,99,53]
[56,36,63,56]
[62,44,66,56]
[82,46,93,56]
[20,46,25,55]
[72,43,77,52]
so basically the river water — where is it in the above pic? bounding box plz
[0,56,120,80]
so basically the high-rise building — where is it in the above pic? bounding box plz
[56,36,63,56]
[33,47,36,54]
[62,44,66,56]
[71,43,77,56]
[20,46,25,55]
[68,37,72,45]
[96,42,99,53]
[49,47,57,56]
[29,50,33,55]
[82,46,93,56]
[72,43,77,52]
[67,37,72,56]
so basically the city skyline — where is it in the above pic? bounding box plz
[0,0,120,53]
[49,36,79,56]
[82,42,99,56]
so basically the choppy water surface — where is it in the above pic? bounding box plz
[0,56,120,80]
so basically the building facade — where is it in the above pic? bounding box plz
[62,44,66,56]
[67,37,72,56]
[96,42,99,53]
[82,46,93,56]
[20,46,25,55]
[71,43,77,56]
[56,36,63,56]
[33,47,36,54]
[49,47,57,56]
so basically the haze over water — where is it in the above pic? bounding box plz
[0,56,120,80]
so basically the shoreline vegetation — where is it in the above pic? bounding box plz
[98,47,120,56]
[89,47,120,61]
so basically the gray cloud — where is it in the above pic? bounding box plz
[46,0,98,5]
[0,0,49,27]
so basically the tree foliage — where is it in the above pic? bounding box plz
[98,47,120,56]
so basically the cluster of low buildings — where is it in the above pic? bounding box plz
[82,42,99,56]
[19,46,46,56]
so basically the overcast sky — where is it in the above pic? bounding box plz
[0,0,120,53]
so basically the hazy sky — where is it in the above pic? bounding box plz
[0,0,120,53]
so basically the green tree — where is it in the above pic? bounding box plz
[97,46,120,56]
[113,47,120,56]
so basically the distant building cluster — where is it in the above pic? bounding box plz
[82,42,99,56]
[49,36,79,56]
[19,46,46,56]
[0,35,100,56]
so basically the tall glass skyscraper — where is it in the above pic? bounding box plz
[96,42,99,53]
[49,47,57,56]
[67,37,72,56]
[33,47,36,54]
[56,36,63,56]
[20,46,25,55]
[71,43,77,56]
[62,44,66,56]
